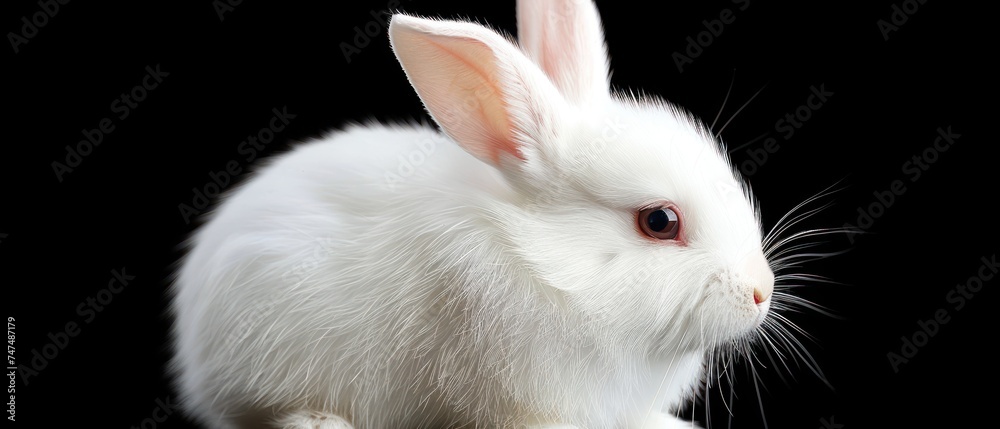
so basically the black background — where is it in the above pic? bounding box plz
[3,0,994,428]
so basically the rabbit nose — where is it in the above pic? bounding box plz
[740,251,774,305]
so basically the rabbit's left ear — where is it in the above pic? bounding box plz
[389,15,566,171]
[517,0,611,104]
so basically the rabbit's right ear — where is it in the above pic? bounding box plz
[389,15,566,171]
[516,0,611,104]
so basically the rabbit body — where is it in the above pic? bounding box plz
[172,1,775,428]
[173,126,704,428]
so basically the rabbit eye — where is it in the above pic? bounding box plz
[638,206,680,240]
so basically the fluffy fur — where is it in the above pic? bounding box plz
[170,1,778,428]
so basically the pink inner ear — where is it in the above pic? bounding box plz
[539,6,577,94]
[421,37,523,163]
[392,23,526,166]
[485,133,524,163]
[516,0,608,104]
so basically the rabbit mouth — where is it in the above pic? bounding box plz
[754,298,771,326]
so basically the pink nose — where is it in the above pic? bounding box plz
[740,251,774,305]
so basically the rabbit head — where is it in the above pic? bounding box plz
[388,0,773,357]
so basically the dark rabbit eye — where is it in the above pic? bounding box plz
[638,206,680,240]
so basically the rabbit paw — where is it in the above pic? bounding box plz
[642,413,703,429]
[518,424,580,429]
[276,411,354,429]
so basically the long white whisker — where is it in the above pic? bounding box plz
[715,83,768,139]
[762,180,846,250]
[726,379,735,429]
[767,317,831,388]
[773,291,840,317]
[763,205,835,256]
[770,249,852,272]
[756,324,796,386]
[749,364,769,429]
[767,227,853,258]
[711,69,737,132]
[774,273,841,284]
[767,241,826,262]
[726,132,770,154]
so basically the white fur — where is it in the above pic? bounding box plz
[170,1,775,428]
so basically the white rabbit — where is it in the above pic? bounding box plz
[170,1,777,428]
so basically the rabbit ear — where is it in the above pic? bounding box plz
[516,0,611,104]
[389,15,564,169]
